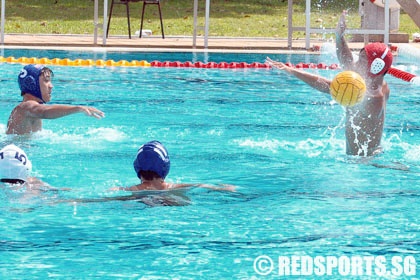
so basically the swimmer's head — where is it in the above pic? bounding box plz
[133,141,170,180]
[18,64,53,103]
[0,144,32,183]
[362,42,393,76]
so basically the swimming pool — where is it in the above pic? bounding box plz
[0,48,419,278]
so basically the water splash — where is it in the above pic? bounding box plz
[233,136,345,159]
[320,42,338,66]
[86,127,127,142]
[396,45,420,64]
[1,126,129,152]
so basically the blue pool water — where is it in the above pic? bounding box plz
[0,49,419,278]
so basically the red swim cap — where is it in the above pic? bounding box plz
[364,42,393,76]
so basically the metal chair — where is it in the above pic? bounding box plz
[139,0,165,39]
[106,0,164,39]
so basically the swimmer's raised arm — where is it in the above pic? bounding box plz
[335,11,354,70]
[266,57,331,94]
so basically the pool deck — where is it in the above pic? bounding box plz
[0,33,370,52]
[2,33,419,53]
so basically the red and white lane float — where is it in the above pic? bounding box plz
[388,67,420,84]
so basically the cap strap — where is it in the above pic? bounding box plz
[381,47,389,59]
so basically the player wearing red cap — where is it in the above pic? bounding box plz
[335,11,393,156]
[267,11,393,156]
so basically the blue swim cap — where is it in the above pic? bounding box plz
[133,141,170,179]
[17,64,46,103]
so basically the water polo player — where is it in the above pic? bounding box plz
[111,140,236,193]
[0,144,71,192]
[6,64,105,135]
[267,11,393,157]
[0,144,32,184]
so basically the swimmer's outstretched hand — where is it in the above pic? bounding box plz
[336,10,347,38]
[198,183,237,192]
[266,57,293,74]
[217,184,237,192]
[80,106,105,119]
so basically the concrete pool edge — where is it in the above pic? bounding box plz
[1,34,419,56]
[0,34,367,54]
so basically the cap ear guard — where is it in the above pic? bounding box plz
[19,68,39,94]
[370,58,386,74]
[370,47,389,75]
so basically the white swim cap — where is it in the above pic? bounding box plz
[0,144,32,182]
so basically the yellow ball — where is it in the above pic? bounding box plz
[330,71,366,107]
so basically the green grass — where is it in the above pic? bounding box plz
[3,0,419,38]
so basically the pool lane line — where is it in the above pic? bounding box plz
[0,56,418,84]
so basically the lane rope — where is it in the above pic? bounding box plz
[0,56,418,84]
[0,56,338,69]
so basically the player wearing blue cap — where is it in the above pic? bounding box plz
[6,64,105,135]
[111,140,236,192]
